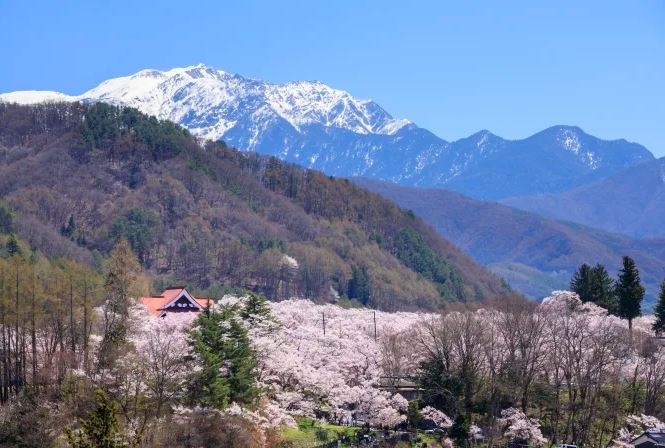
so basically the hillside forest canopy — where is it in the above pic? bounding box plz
[0,102,512,312]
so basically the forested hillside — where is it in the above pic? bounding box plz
[502,157,665,238]
[353,177,665,304]
[0,102,511,310]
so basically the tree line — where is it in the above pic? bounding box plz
[568,255,665,333]
[0,237,103,404]
[386,292,665,447]
[0,236,274,447]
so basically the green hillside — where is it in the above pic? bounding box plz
[353,177,665,305]
[0,102,512,310]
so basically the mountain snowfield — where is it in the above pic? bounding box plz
[0,64,410,142]
[0,64,653,199]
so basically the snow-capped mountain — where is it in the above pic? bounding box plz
[1,64,410,142]
[0,64,653,199]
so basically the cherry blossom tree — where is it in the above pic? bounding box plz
[616,414,665,446]
[497,407,547,446]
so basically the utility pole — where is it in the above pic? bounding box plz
[322,312,326,336]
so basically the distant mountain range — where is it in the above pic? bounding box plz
[353,177,665,306]
[502,157,665,238]
[0,64,654,200]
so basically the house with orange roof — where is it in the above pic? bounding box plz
[138,286,212,317]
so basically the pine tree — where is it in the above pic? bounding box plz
[570,263,592,302]
[589,263,617,314]
[0,203,13,233]
[61,215,76,239]
[240,292,272,322]
[616,256,645,333]
[449,414,470,447]
[348,265,370,305]
[406,400,423,429]
[652,280,665,336]
[67,389,128,448]
[191,306,259,409]
[5,234,21,257]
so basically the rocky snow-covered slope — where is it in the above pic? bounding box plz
[2,65,410,143]
[0,64,653,199]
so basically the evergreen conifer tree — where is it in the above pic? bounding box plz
[67,389,128,448]
[61,215,76,239]
[450,414,470,447]
[570,263,592,302]
[5,233,21,257]
[616,256,645,333]
[348,265,370,305]
[589,263,617,314]
[406,400,423,429]
[652,280,665,336]
[191,306,259,409]
[240,292,272,322]
[0,203,13,233]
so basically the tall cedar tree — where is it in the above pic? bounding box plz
[239,292,274,326]
[66,389,128,448]
[5,234,21,257]
[406,400,423,429]
[616,256,645,332]
[570,264,592,302]
[652,280,665,335]
[449,413,470,447]
[590,263,617,314]
[191,306,259,409]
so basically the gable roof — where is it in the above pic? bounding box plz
[138,286,212,316]
[631,431,665,447]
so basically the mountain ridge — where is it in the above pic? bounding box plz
[0,64,411,140]
[502,157,665,238]
[353,176,665,306]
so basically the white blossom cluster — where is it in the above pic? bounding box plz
[497,407,547,446]
[615,414,665,446]
[253,299,425,428]
[420,406,453,428]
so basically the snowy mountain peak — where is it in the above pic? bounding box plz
[552,127,605,170]
[0,64,411,143]
[266,79,402,135]
[533,126,603,170]
[557,128,583,155]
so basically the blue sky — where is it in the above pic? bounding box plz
[2,1,664,155]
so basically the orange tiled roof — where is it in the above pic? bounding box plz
[194,297,213,308]
[138,287,211,316]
